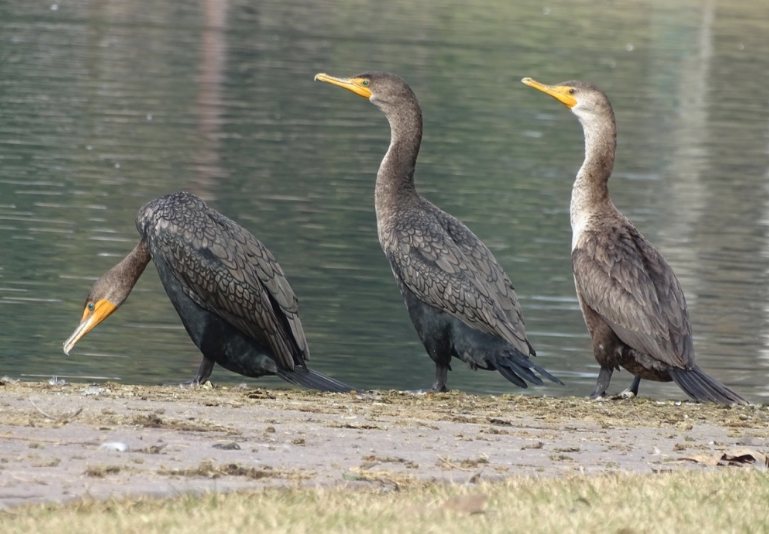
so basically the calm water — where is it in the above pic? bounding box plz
[1,0,768,402]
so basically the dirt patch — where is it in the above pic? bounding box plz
[0,380,766,508]
[157,460,312,480]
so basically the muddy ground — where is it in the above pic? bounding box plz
[0,379,766,509]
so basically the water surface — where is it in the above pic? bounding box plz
[1,0,768,402]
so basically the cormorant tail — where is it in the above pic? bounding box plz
[496,365,528,388]
[495,352,564,388]
[668,366,747,406]
[529,361,564,386]
[276,367,357,393]
[504,360,542,386]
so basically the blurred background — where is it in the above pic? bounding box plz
[1,0,768,402]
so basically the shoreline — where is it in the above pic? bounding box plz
[0,380,766,509]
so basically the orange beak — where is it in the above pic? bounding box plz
[314,73,373,99]
[522,77,577,109]
[63,299,118,355]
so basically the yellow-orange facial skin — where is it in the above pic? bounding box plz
[521,77,577,109]
[314,73,373,99]
[62,299,118,355]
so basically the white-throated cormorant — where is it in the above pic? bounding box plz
[523,77,746,405]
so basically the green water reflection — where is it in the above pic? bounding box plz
[1,0,767,401]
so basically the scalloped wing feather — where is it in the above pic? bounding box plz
[138,192,305,369]
[573,224,693,369]
[385,203,531,355]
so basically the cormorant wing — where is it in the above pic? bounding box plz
[572,224,693,369]
[140,193,306,370]
[386,205,531,355]
[432,208,532,351]
[210,208,309,363]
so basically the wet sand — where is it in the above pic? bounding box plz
[0,380,766,509]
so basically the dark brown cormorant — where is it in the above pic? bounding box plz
[315,71,562,392]
[63,191,353,392]
[522,77,747,405]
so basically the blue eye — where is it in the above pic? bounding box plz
[87,303,95,311]
[362,80,370,86]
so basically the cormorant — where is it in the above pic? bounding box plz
[63,191,354,392]
[316,71,562,392]
[522,77,746,405]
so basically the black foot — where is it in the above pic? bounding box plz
[614,376,641,399]
[162,357,215,387]
[180,378,206,387]
[162,378,206,387]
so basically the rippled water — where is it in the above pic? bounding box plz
[1,0,768,402]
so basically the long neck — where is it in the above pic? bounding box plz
[375,100,422,218]
[108,239,152,304]
[123,239,152,279]
[571,111,617,223]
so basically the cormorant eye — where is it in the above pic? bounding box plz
[87,303,95,311]
[362,80,370,86]
[568,88,575,95]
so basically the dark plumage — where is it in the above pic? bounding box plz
[316,71,562,392]
[523,77,747,405]
[63,191,353,392]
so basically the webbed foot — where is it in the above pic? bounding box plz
[612,376,641,400]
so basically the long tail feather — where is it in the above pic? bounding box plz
[496,365,528,388]
[276,367,357,393]
[505,360,543,386]
[669,366,747,406]
[495,351,564,388]
[529,362,564,386]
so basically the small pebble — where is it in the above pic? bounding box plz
[212,442,241,450]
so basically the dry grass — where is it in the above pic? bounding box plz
[1,470,767,534]
[2,381,767,532]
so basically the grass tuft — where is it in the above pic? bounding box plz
[1,470,767,534]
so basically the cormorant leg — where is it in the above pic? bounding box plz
[617,376,641,399]
[170,357,216,387]
[589,366,613,399]
[191,357,215,384]
[431,365,449,393]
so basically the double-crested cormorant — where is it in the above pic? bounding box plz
[316,71,562,392]
[522,78,746,405]
[63,191,353,392]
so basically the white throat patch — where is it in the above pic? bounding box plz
[570,177,591,251]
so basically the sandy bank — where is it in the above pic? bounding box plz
[0,380,766,509]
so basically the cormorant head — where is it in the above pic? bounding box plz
[315,71,418,112]
[521,78,614,128]
[63,243,150,355]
